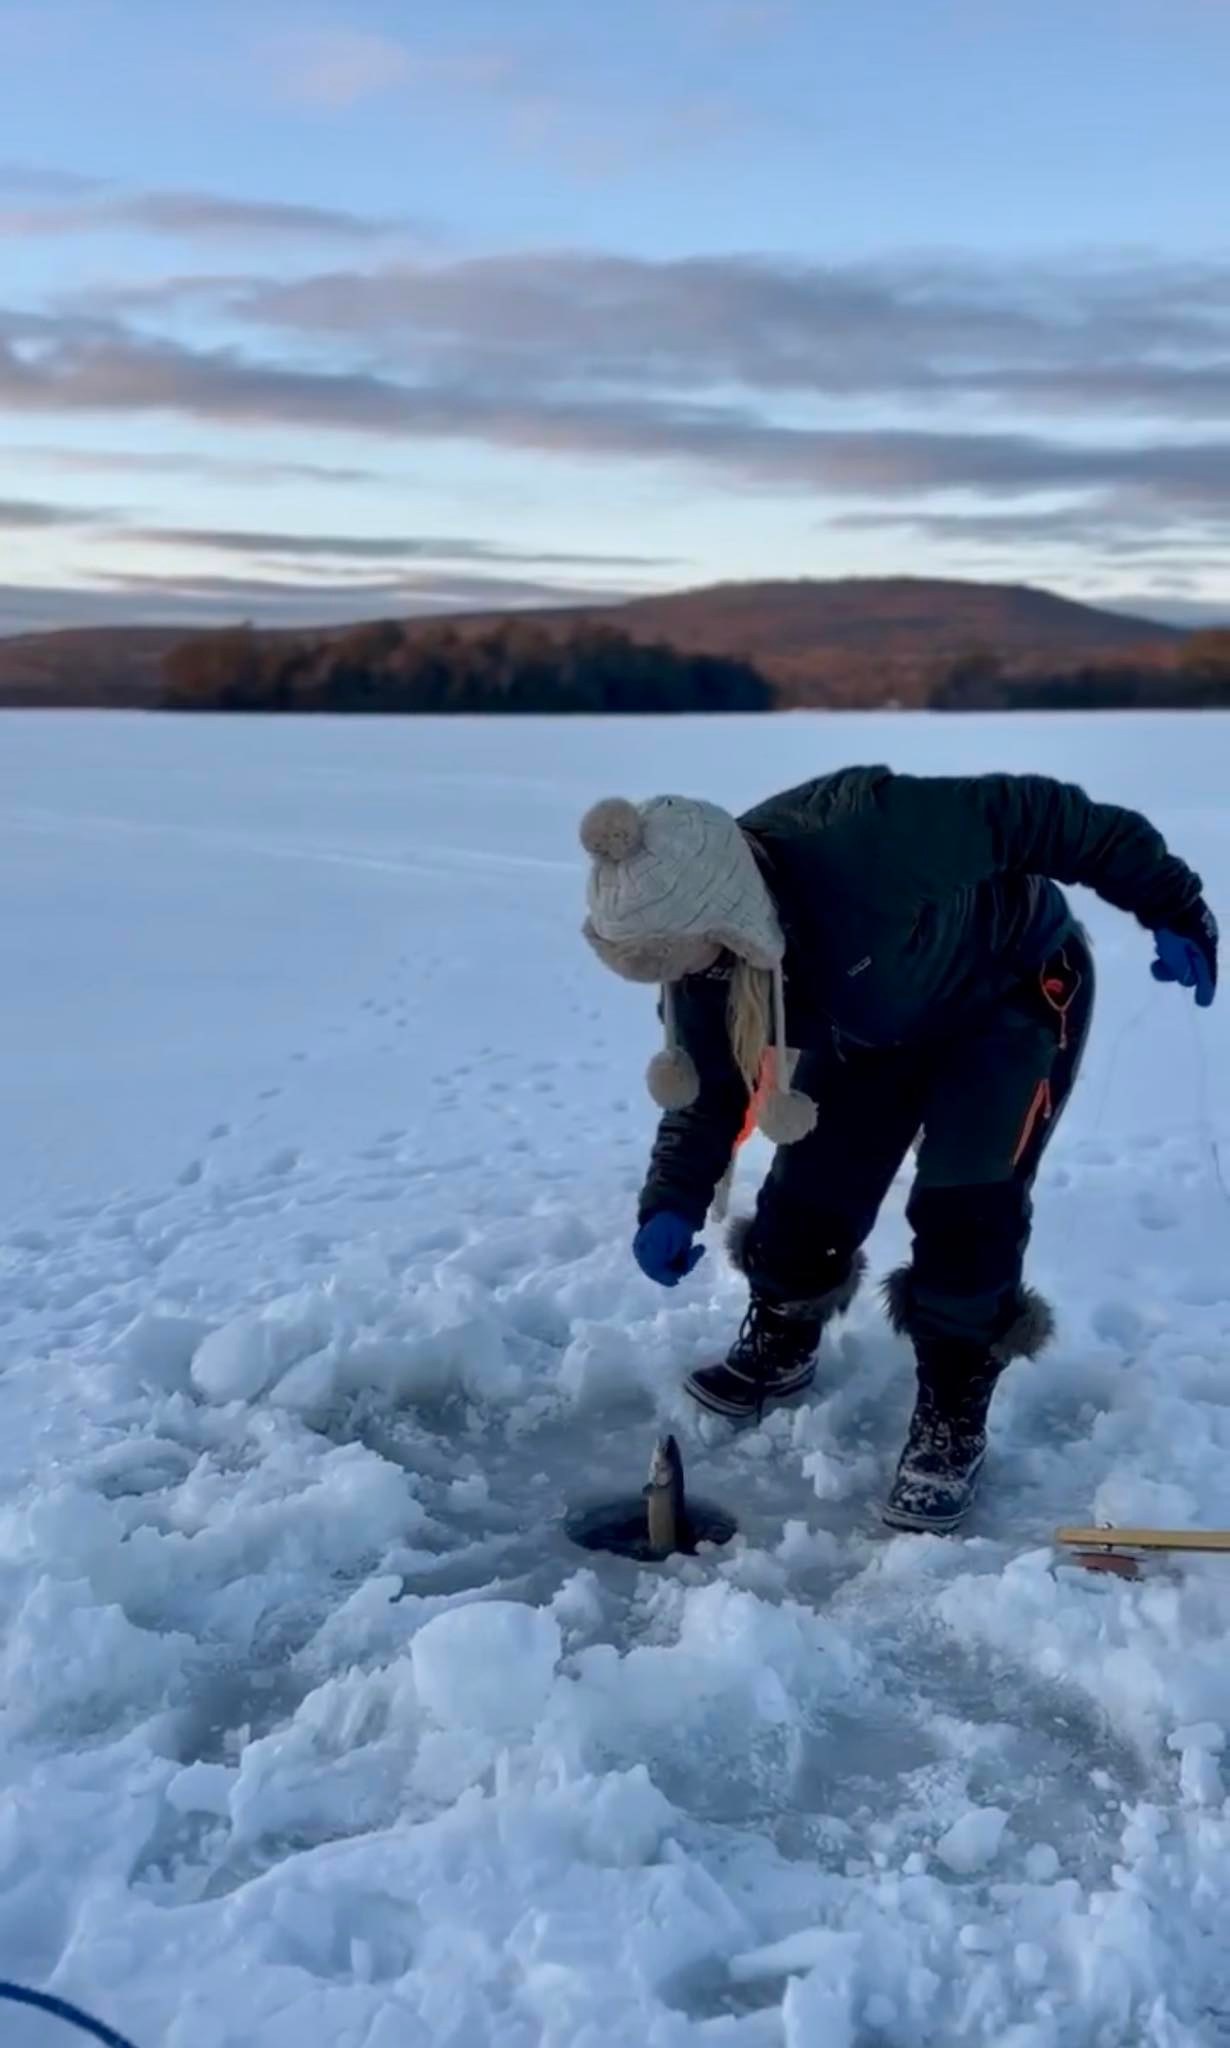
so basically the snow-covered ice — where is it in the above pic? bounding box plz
[1,709,1230,2046]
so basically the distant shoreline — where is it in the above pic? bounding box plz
[3,575,1227,712]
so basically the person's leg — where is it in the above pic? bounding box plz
[883,936,1095,1530]
[686,1039,924,1418]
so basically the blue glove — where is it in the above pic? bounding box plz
[1152,900,1218,1009]
[633,1212,705,1288]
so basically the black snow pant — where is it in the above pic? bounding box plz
[737,937,1094,1354]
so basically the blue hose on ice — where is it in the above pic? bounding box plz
[0,1984,140,2048]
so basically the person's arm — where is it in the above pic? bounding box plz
[882,771,1204,928]
[638,969,748,1228]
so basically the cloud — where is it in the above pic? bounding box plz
[100,566,636,605]
[0,496,104,528]
[17,446,378,484]
[0,167,412,244]
[255,30,743,181]
[269,28,414,110]
[212,248,1230,419]
[107,191,407,243]
[0,564,646,634]
[12,557,1215,641]
[5,239,1230,600]
[6,312,1230,521]
[0,161,97,198]
[1108,594,1230,629]
[132,525,678,569]
[831,498,1230,558]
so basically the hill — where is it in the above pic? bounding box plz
[0,626,188,707]
[546,577,1182,706]
[0,577,1186,710]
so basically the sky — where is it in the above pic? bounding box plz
[2,0,1230,634]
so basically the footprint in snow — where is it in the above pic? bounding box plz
[1091,1300,1143,1351]
[1077,1142,1117,1167]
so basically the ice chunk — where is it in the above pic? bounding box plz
[1179,1744,1223,1806]
[1168,1721,1225,1755]
[2,1576,192,1736]
[551,1569,604,1634]
[559,1320,639,1406]
[779,1931,860,2048]
[191,1316,284,1403]
[731,1926,859,1983]
[166,1761,236,1817]
[580,1764,674,1867]
[1015,1943,1049,1987]
[411,1600,561,1737]
[936,1806,1009,1874]
[191,1291,333,1404]
[776,1518,843,1569]
[267,1348,338,1411]
[112,1308,211,1392]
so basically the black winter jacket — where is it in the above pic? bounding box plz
[640,766,1203,1225]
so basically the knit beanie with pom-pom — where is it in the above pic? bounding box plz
[579,794,817,1146]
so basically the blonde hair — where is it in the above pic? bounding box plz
[727,957,773,1093]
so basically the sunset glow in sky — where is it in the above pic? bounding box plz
[3,0,1229,632]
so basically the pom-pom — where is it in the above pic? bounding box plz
[647,1046,699,1111]
[755,1086,817,1145]
[580,797,643,863]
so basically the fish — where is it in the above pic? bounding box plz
[644,1433,689,1555]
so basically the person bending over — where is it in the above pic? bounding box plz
[579,766,1216,1533]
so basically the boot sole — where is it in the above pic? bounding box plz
[683,1366,816,1422]
[881,1499,970,1535]
[881,1452,986,1535]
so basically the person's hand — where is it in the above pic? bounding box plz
[1152,900,1218,1009]
[633,1212,705,1288]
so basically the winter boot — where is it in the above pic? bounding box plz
[880,1266,1055,1534]
[684,1235,865,1423]
[684,1294,827,1421]
[882,1347,1000,1534]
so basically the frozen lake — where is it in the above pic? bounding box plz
[2,709,1230,2046]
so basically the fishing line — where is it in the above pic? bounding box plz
[1187,1004,1230,1219]
[1090,993,1153,1134]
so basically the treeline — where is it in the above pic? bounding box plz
[158,616,1230,715]
[160,619,773,714]
[930,632,1230,710]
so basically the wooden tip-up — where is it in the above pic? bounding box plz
[1055,1527,1230,1554]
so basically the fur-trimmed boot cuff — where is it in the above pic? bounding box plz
[881,1264,1055,1362]
[726,1216,866,1320]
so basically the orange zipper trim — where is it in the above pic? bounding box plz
[1041,952,1081,1050]
[1043,976,1070,1049]
[1012,1077,1053,1168]
[735,1048,778,1150]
